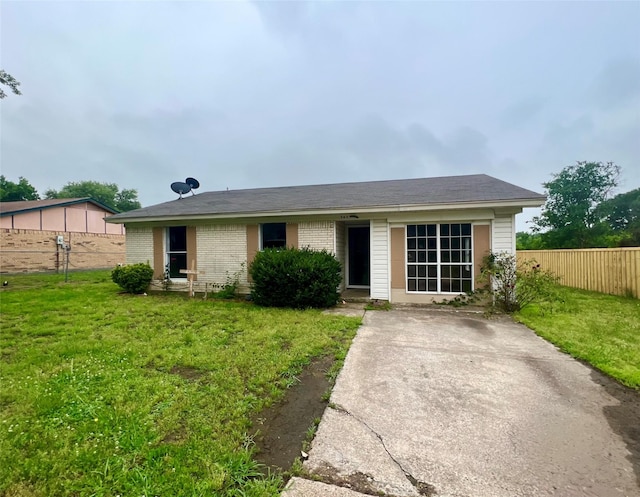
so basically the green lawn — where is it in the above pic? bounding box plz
[516,285,640,389]
[0,271,361,497]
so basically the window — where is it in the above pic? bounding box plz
[261,223,286,249]
[407,223,472,293]
[167,226,187,278]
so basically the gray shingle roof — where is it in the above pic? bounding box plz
[107,174,545,222]
[1,198,118,216]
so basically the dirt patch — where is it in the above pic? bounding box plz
[312,461,437,497]
[168,365,206,381]
[251,355,334,473]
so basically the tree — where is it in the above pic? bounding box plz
[532,161,620,248]
[45,181,141,212]
[597,188,640,246]
[515,231,545,250]
[0,176,40,201]
[0,70,21,99]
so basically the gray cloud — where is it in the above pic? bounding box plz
[1,0,639,232]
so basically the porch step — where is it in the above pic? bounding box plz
[340,289,370,303]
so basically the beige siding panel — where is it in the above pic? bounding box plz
[65,206,88,232]
[298,221,335,252]
[390,227,405,290]
[87,209,106,234]
[473,224,490,289]
[492,214,514,254]
[41,208,65,232]
[516,248,640,298]
[286,223,299,249]
[13,211,40,230]
[370,219,389,300]
[246,224,259,281]
[186,226,198,281]
[151,227,164,277]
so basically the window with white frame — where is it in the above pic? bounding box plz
[261,223,286,249]
[406,223,473,293]
[167,226,187,278]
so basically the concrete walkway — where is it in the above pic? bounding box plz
[283,307,639,497]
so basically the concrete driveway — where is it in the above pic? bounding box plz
[283,307,639,497]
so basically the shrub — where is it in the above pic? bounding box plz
[481,252,558,312]
[111,263,154,294]
[249,247,341,308]
[213,264,245,300]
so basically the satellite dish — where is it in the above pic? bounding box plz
[171,181,192,198]
[185,177,200,190]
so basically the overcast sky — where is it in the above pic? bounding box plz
[1,0,639,231]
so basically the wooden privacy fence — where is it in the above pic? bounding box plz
[516,248,640,299]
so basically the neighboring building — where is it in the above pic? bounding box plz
[1,198,125,273]
[106,175,545,303]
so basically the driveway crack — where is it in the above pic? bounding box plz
[329,403,437,496]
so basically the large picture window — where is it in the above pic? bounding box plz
[407,223,472,293]
[261,223,286,249]
[167,226,187,278]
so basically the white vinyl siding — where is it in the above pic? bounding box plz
[492,214,515,254]
[370,219,389,300]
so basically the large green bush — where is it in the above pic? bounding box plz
[249,247,341,308]
[111,263,154,294]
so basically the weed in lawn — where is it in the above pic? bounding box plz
[0,270,361,496]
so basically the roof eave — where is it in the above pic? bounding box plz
[106,197,546,224]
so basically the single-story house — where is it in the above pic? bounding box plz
[106,174,545,303]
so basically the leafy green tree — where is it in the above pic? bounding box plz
[516,231,545,250]
[532,161,620,248]
[45,181,141,212]
[0,176,40,201]
[597,188,640,246]
[0,70,21,99]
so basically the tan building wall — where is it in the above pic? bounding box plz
[1,203,124,234]
[1,229,125,273]
[298,221,335,251]
[197,224,249,292]
[125,227,154,266]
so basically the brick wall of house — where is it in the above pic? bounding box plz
[125,227,154,266]
[298,221,335,252]
[196,224,249,292]
[1,229,125,273]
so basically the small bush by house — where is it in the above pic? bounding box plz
[111,263,154,294]
[249,247,341,308]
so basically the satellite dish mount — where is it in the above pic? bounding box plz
[171,177,200,198]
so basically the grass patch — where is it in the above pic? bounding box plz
[516,285,640,389]
[0,271,361,496]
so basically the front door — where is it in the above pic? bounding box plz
[348,226,370,287]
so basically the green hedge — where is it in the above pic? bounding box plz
[111,263,154,294]
[249,247,341,308]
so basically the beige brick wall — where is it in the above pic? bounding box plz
[298,221,335,252]
[1,229,125,273]
[125,227,154,266]
[196,224,249,292]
